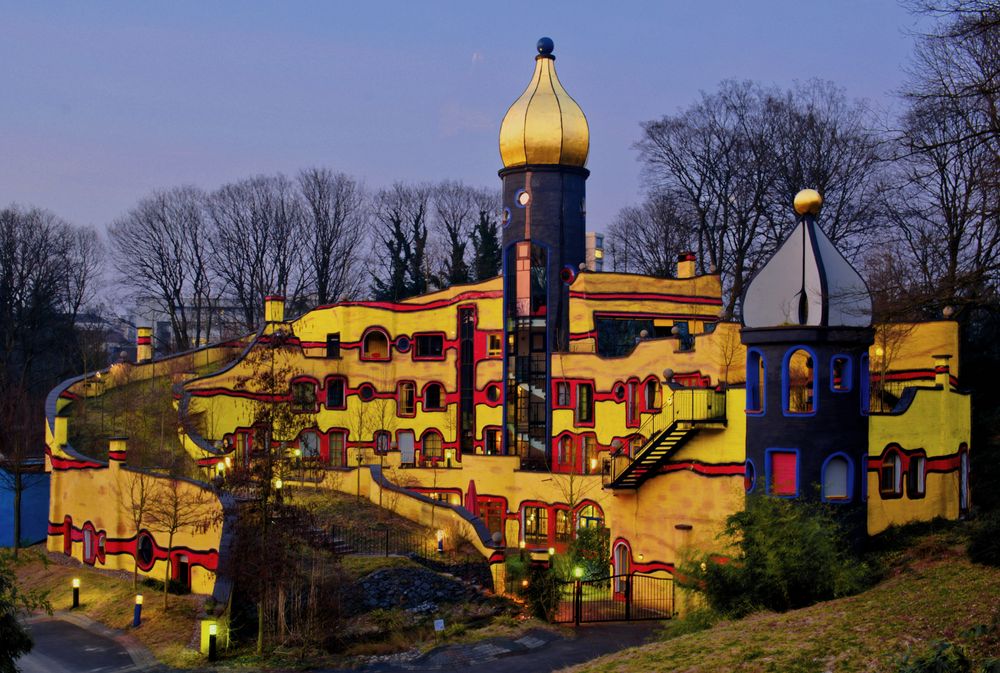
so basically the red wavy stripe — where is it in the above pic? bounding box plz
[315,290,503,313]
[659,462,745,477]
[572,291,722,305]
[50,455,104,470]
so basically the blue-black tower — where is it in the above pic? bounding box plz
[498,38,590,468]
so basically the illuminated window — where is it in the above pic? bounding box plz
[576,383,594,424]
[488,334,502,356]
[583,436,598,473]
[478,499,505,539]
[524,506,548,545]
[577,504,603,528]
[558,436,574,466]
[555,509,572,543]
[485,428,501,455]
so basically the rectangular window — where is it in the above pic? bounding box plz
[556,381,570,407]
[488,334,502,357]
[583,436,598,473]
[747,350,764,413]
[398,382,415,416]
[290,381,317,413]
[414,333,444,359]
[769,450,798,496]
[907,455,926,497]
[326,377,346,409]
[831,355,852,392]
[555,510,572,543]
[328,431,346,467]
[485,428,501,455]
[479,499,505,539]
[300,431,320,458]
[524,506,548,546]
[326,333,340,359]
[576,383,594,424]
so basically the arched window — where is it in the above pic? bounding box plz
[576,503,604,528]
[422,431,443,460]
[831,355,852,392]
[784,348,816,414]
[907,452,926,498]
[423,383,444,411]
[136,531,156,570]
[613,542,630,593]
[83,524,96,565]
[747,349,765,413]
[879,447,902,497]
[362,330,389,360]
[822,454,852,502]
[374,430,391,455]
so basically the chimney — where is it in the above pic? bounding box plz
[264,295,285,324]
[677,252,697,279]
[932,354,952,388]
[108,437,127,469]
[136,326,153,363]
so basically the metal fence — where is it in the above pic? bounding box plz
[552,573,675,624]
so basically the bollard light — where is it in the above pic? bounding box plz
[208,622,218,662]
[72,578,80,608]
[274,478,283,490]
[133,594,143,628]
[548,547,556,556]
[518,539,525,549]
[573,566,584,579]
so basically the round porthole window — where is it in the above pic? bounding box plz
[136,531,155,570]
[501,207,512,227]
[614,384,625,401]
[486,384,501,403]
[745,460,756,493]
[396,336,411,353]
[515,189,530,208]
[359,384,375,401]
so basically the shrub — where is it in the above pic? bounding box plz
[568,526,610,581]
[968,510,1000,567]
[524,565,563,621]
[897,641,970,673]
[678,495,871,617]
[658,606,720,641]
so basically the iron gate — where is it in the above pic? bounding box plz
[553,573,674,624]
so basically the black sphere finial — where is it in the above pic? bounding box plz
[537,37,554,56]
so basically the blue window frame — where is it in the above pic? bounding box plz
[764,448,800,498]
[860,353,870,415]
[821,452,854,503]
[746,348,765,415]
[830,354,853,392]
[745,459,757,493]
[782,347,818,417]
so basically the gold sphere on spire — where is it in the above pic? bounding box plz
[793,189,823,216]
[499,38,590,168]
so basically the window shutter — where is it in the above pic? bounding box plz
[770,451,798,495]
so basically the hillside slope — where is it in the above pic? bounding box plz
[564,541,1000,673]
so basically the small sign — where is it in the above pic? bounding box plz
[433,619,445,632]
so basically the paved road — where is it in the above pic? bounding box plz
[20,617,140,673]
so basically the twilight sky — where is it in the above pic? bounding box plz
[0,1,926,233]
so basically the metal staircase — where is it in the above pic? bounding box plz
[603,388,727,490]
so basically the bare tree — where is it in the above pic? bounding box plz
[208,175,309,329]
[370,183,432,301]
[0,387,46,559]
[606,191,693,277]
[298,168,367,304]
[116,467,155,590]
[108,187,215,351]
[432,180,477,287]
[146,478,216,608]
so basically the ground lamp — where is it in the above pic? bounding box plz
[208,622,218,662]
[133,594,143,627]
[436,529,445,554]
[71,578,80,609]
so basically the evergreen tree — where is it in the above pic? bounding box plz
[471,195,502,281]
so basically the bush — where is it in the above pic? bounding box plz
[524,565,563,621]
[897,641,970,673]
[658,607,720,641]
[678,496,871,617]
[568,526,610,581]
[968,510,1000,567]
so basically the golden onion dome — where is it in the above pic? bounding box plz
[499,37,590,168]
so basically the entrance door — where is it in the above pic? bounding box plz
[399,431,415,466]
[614,542,630,594]
[174,554,191,590]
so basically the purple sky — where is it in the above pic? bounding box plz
[0,1,925,233]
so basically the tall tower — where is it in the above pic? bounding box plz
[741,190,874,528]
[499,37,590,467]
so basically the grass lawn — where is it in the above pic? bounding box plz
[562,534,1000,673]
[15,548,205,669]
